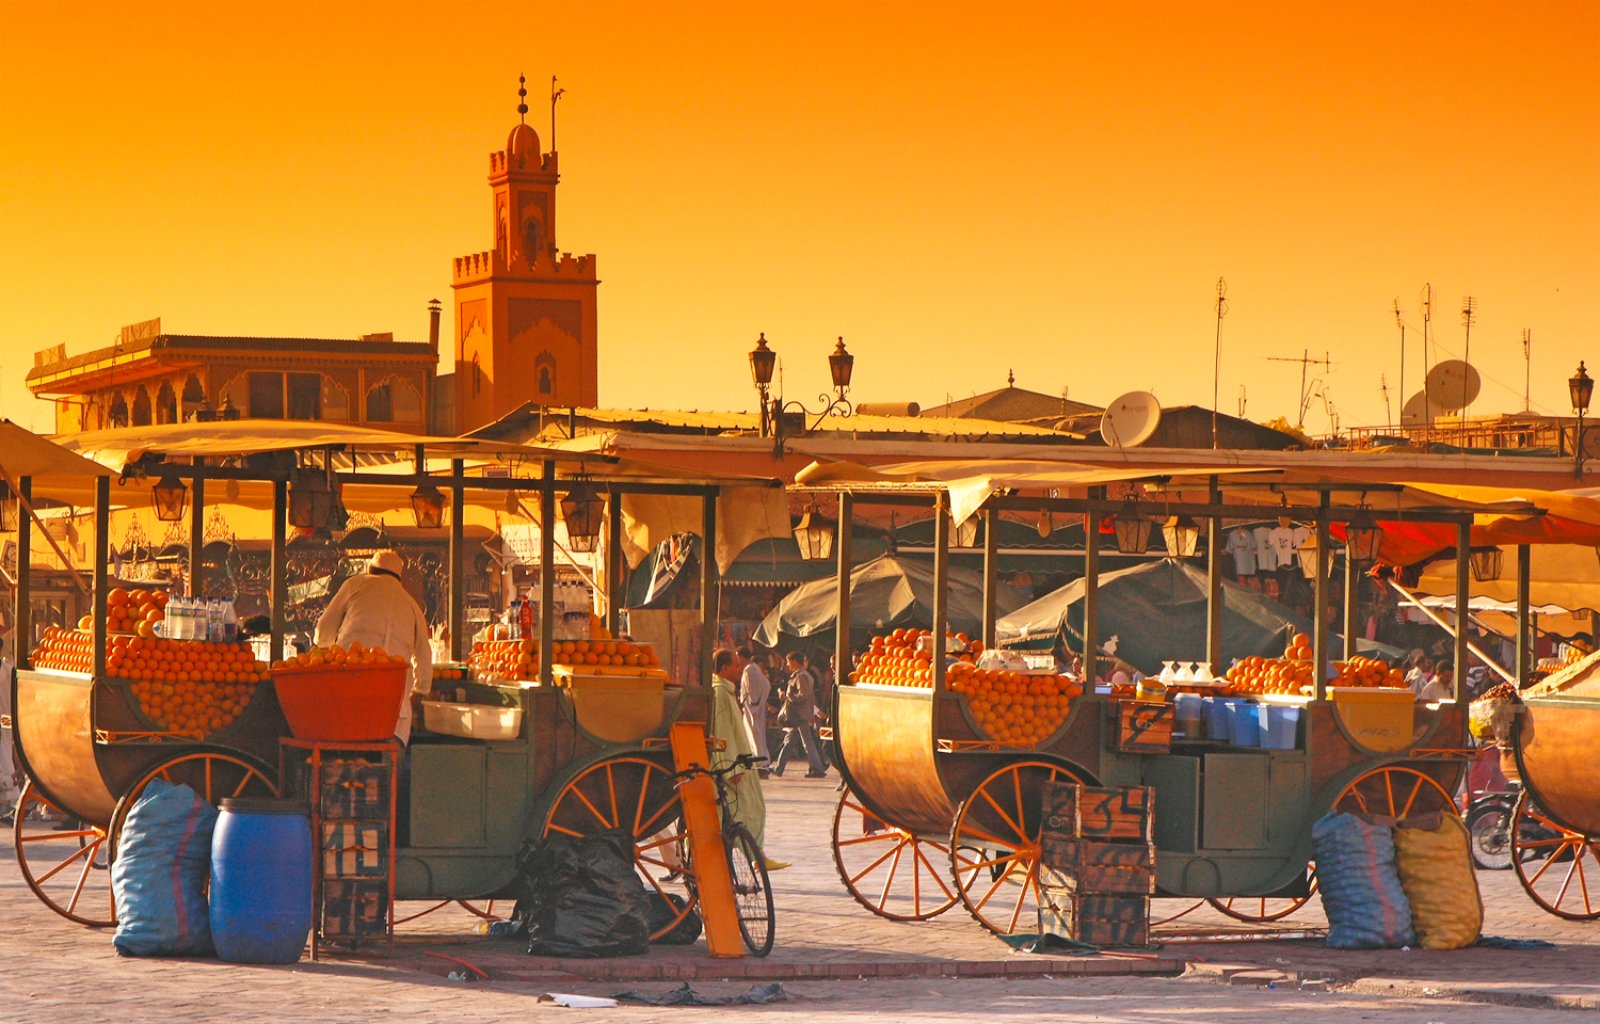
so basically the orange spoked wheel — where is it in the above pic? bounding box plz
[948,760,1081,936]
[1334,763,1457,820]
[1510,795,1600,920]
[108,749,278,861]
[1150,899,1207,927]
[1207,866,1319,923]
[831,790,958,921]
[393,900,504,926]
[13,780,116,927]
[541,756,693,941]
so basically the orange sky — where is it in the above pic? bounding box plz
[2,0,1596,435]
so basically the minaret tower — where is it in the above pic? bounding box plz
[452,75,599,431]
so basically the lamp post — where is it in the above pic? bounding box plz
[747,334,856,455]
[1571,361,1593,479]
[749,333,776,436]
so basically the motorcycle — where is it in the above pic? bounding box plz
[1464,782,1562,871]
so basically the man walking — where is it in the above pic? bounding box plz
[737,644,771,775]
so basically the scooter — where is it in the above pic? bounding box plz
[1464,782,1560,871]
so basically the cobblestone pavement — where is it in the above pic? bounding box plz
[3,775,1596,1021]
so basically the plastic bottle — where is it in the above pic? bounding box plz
[222,601,239,643]
[209,600,224,642]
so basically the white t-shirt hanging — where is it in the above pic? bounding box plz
[1226,528,1257,575]
[1269,525,1298,568]
[1253,525,1277,572]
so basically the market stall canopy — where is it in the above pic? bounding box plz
[750,554,1024,650]
[1342,483,1600,566]
[1418,544,1600,616]
[0,419,116,479]
[996,559,1319,675]
[1399,584,1589,643]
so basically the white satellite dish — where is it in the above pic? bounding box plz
[1100,391,1162,447]
[1424,360,1481,414]
[1399,390,1435,427]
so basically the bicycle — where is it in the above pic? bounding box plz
[671,752,775,957]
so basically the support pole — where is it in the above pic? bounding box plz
[270,479,287,664]
[93,476,110,679]
[606,496,624,637]
[1083,490,1101,684]
[539,461,556,687]
[1516,544,1531,688]
[700,492,718,685]
[932,496,949,689]
[1455,521,1471,702]
[188,475,205,597]
[15,476,31,668]
[981,508,998,649]
[449,459,465,661]
[835,493,853,690]
[1312,493,1330,700]
[1206,477,1222,669]
[1343,551,1359,663]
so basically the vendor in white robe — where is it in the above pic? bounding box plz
[314,550,433,744]
[711,648,784,868]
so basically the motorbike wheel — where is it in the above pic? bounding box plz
[1464,801,1515,871]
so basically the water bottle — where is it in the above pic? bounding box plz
[221,601,239,643]
[208,600,223,642]
[169,598,186,640]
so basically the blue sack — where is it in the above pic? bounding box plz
[112,780,219,956]
[1312,811,1415,949]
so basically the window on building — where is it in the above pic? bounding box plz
[321,377,351,421]
[107,394,129,429]
[287,373,322,420]
[248,372,285,419]
[131,387,153,426]
[156,382,178,424]
[366,376,421,425]
[538,367,553,396]
[181,375,206,418]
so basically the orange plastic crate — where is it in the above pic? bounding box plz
[273,664,407,742]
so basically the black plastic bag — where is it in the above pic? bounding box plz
[515,829,652,958]
[647,891,702,946]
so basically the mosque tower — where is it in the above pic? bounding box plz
[452,76,599,430]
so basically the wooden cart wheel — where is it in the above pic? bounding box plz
[1207,866,1319,923]
[393,900,503,926]
[1333,763,1456,820]
[1150,899,1208,927]
[541,756,694,941]
[13,780,116,927]
[831,789,958,921]
[948,760,1081,936]
[108,749,279,862]
[1511,793,1600,921]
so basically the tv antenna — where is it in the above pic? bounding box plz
[1237,384,1247,419]
[1380,374,1391,428]
[1420,284,1433,416]
[1393,299,1405,414]
[1267,349,1333,429]
[1212,277,1228,449]
[1522,328,1532,413]
[550,76,566,153]
[1460,296,1476,419]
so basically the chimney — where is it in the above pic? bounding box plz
[427,298,442,349]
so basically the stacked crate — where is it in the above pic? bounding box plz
[1037,782,1155,947]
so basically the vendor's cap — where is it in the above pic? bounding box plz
[369,550,404,576]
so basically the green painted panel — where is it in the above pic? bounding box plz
[411,745,486,849]
[1201,753,1268,850]
[1144,756,1199,854]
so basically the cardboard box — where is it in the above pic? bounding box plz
[1038,835,1157,895]
[1042,782,1155,842]
[1038,890,1150,947]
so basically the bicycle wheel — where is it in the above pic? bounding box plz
[1465,802,1515,871]
[725,824,775,956]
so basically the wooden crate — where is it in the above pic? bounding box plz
[1038,890,1150,947]
[1038,834,1156,895]
[1042,781,1154,842]
[321,822,388,878]
[1115,700,1173,754]
[319,757,392,819]
[321,879,389,939]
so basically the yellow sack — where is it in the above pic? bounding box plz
[1393,813,1483,950]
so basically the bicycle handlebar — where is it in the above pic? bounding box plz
[671,753,766,782]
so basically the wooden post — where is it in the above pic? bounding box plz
[1312,493,1330,701]
[539,461,556,688]
[1343,549,1359,663]
[270,479,287,663]
[1205,477,1222,669]
[188,475,205,597]
[606,495,624,636]
[1516,544,1531,687]
[981,508,998,649]
[835,493,853,692]
[14,476,30,668]
[1455,520,1471,702]
[1083,491,1101,684]
[932,496,949,689]
[449,458,465,661]
[700,491,718,685]
[92,476,110,679]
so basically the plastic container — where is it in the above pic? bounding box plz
[272,664,407,741]
[1229,701,1262,746]
[422,700,523,740]
[210,797,312,964]
[1257,704,1302,749]
[1202,696,1235,740]
[1173,693,1204,737]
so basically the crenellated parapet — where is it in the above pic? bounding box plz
[453,249,596,282]
[488,149,558,179]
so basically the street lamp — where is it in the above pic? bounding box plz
[151,471,189,523]
[751,335,857,455]
[1161,515,1201,558]
[792,501,836,561]
[749,333,776,436]
[1571,361,1593,479]
[560,480,605,553]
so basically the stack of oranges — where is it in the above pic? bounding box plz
[272,642,406,672]
[849,628,982,688]
[947,661,1080,746]
[469,637,662,681]
[1226,633,1408,696]
[32,627,94,673]
[105,587,167,637]
[121,638,268,735]
[471,639,540,680]
[549,638,660,670]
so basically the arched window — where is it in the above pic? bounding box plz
[131,387,153,426]
[156,382,178,424]
[181,375,206,419]
[535,351,556,400]
[365,375,422,425]
[538,367,553,395]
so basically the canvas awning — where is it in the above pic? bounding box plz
[0,419,116,480]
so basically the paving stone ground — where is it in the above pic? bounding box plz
[3,774,1596,1021]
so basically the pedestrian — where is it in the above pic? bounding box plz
[772,650,827,778]
[1418,664,1456,703]
[314,549,433,745]
[710,648,777,863]
[1404,651,1432,696]
[736,644,772,775]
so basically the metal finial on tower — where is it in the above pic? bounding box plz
[551,76,566,153]
[1007,368,1015,387]
[517,74,528,123]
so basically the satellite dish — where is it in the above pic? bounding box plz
[1424,360,1481,414]
[1400,390,1435,426]
[1100,391,1162,447]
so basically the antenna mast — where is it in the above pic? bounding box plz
[1380,374,1391,429]
[1213,277,1228,449]
[1523,328,1532,413]
[1421,284,1433,422]
[1237,384,1247,419]
[1266,349,1333,430]
[550,76,565,153]
[1393,298,1405,415]
[1461,296,1476,420]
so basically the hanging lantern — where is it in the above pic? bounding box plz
[409,480,446,529]
[560,480,604,553]
[1161,515,1201,558]
[828,337,855,392]
[1470,547,1504,582]
[952,512,979,549]
[0,484,17,532]
[792,503,836,561]
[748,332,776,388]
[288,470,335,531]
[1344,510,1384,563]
[151,472,189,523]
[1112,497,1153,555]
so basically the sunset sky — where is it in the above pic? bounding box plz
[2,0,1596,436]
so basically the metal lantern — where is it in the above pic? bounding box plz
[151,472,189,523]
[288,471,335,531]
[0,485,17,532]
[1344,510,1384,563]
[560,481,604,553]
[1161,515,1201,558]
[1571,361,1593,415]
[792,504,836,561]
[409,480,446,529]
[1470,547,1505,582]
[749,332,777,388]
[1112,498,1153,555]
[828,337,855,392]
[952,513,980,549]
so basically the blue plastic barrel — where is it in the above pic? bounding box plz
[210,798,313,964]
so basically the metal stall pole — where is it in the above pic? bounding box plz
[1516,544,1531,687]
[1343,550,1359,664]
[270,479,287,664]
[606,497,624,637]
[15,476,30,668]
[449,459,465,661]
[188,475,205,597]
[1312,493,1331,701]
[981,508,998,650]
[834,493,853,694]
[92,477,110,679]
[1083,490,1101,684]
[932,496,949,688]
[1454,520,1471,702]
[1206,477,1222,669]
[700,492,718,685]
[539,461,556,688]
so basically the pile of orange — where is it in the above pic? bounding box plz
[549,638,660,670]
[468,637,662,681]
[471,639,540,680]
[947,661,1080,746]
[848,627,982,688]
[272,642,406,672]
[1226,633,1407,696]
[32,627,94,673]
[118,638,268,735]
[104,587,168,637]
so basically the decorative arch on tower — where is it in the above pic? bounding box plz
[534,351,557,401]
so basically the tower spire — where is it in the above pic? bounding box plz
[516,74,528,124]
